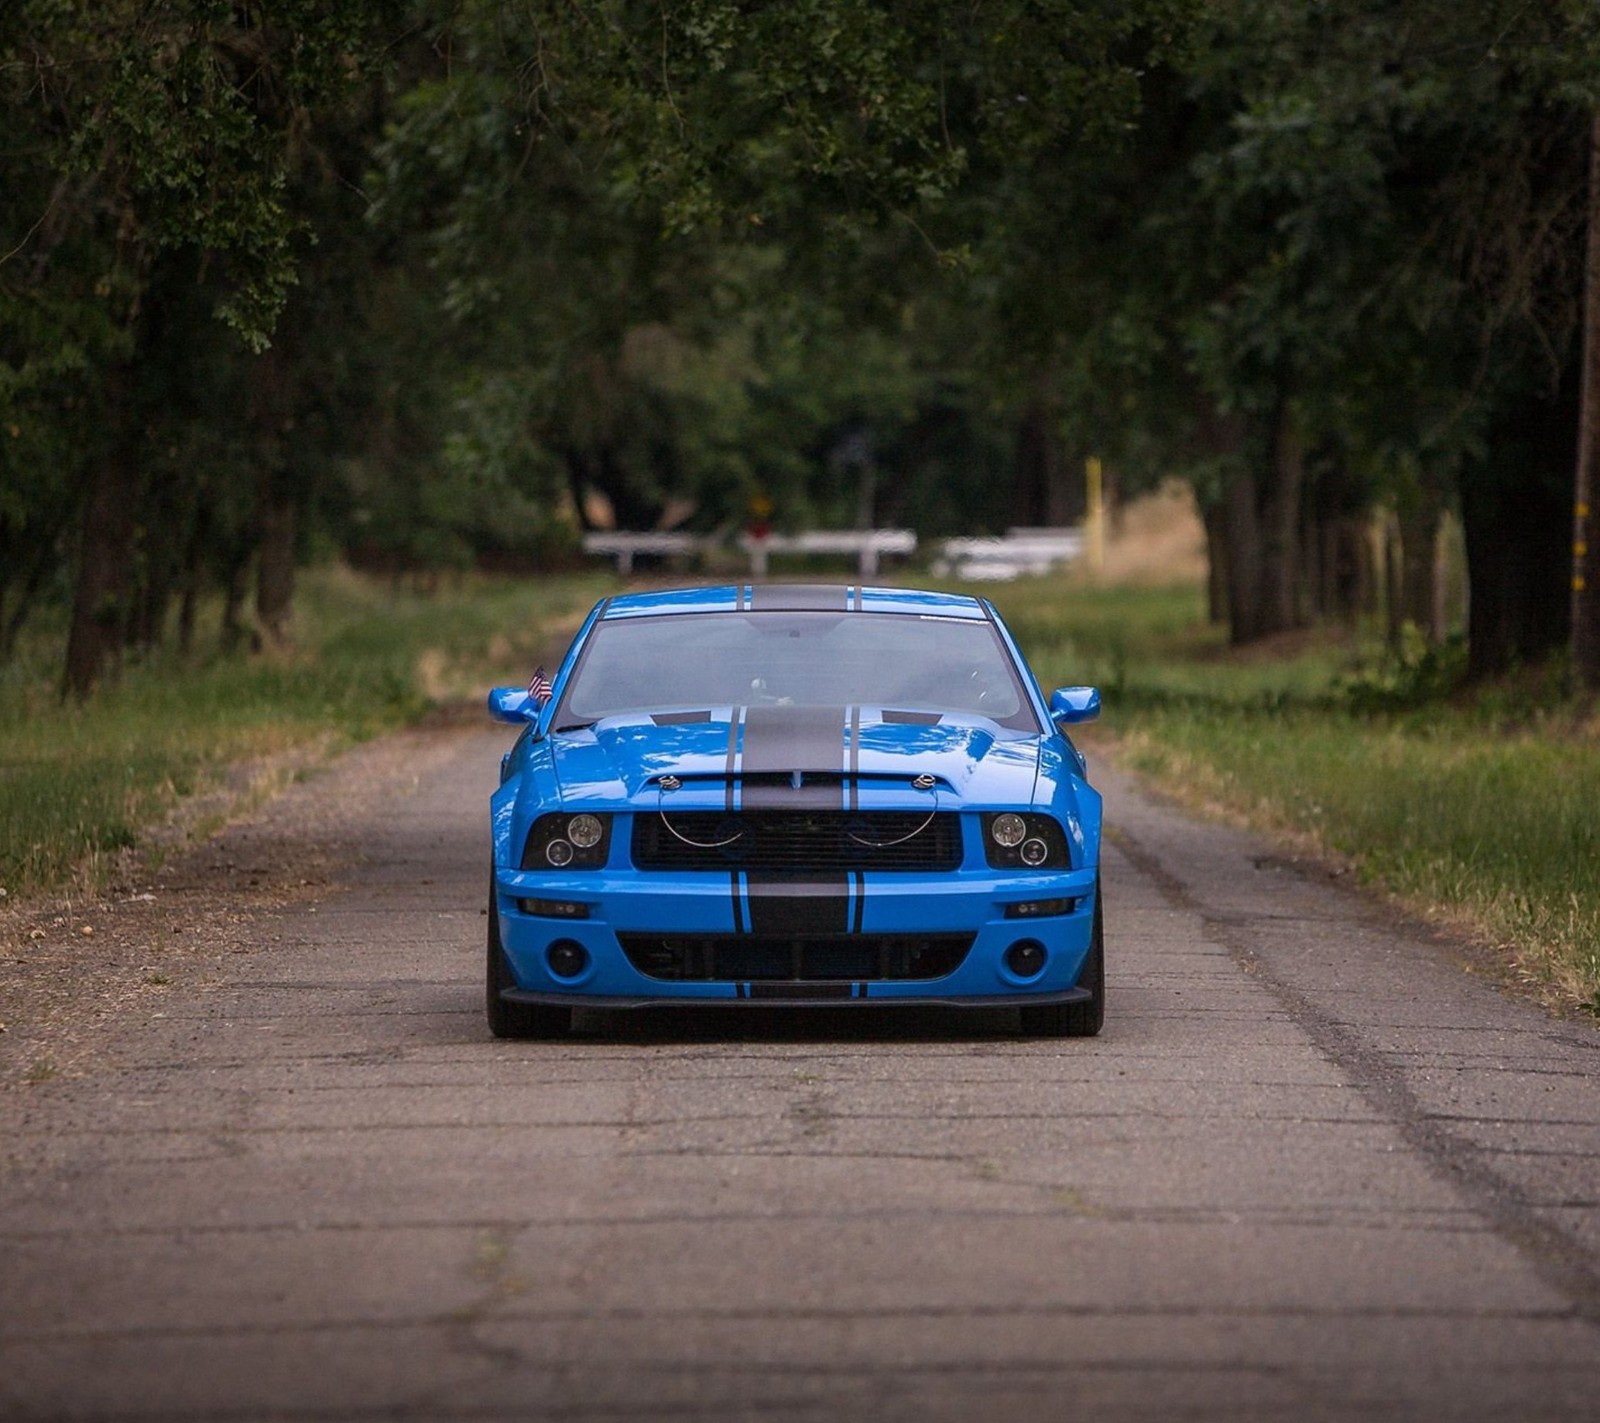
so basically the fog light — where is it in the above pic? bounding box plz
[546,940,590,978]
[1004,940,1047,978]
[1005,898,1076,919]
[546,839,573,867]
[1020,837,1049,866]
[520,898,590,919]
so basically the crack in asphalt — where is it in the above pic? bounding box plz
[1110,824,1600,1328]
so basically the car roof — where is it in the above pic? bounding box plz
[598,585,990,621]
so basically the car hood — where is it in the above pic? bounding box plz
[546,707,1043,810]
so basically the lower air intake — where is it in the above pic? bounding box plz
[619,933,973,982]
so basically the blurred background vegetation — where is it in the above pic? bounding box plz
[5,1,1600,698]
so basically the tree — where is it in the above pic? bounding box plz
[2,1,398,696]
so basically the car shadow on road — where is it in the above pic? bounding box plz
[565,1004,1029,1046]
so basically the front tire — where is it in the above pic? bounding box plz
[486,888,571,1040]
[1019,886,1104,1038]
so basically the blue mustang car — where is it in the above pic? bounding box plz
[486,584,1103,1037]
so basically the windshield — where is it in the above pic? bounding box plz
[557,611,1038,731]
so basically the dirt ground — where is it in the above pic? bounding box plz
[0,717,479,1089]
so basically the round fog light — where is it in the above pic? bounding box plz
[1005,940,1047,978]
[546,839,573,867]
[1020,837,1049,866]
[546,940,590,979]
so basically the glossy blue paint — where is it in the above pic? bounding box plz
[597,584,991,621]
[488,585,1104,1024]
[487,687,538,724]
[1049,686,1102,725]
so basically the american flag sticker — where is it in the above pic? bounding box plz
[527,666,553,703]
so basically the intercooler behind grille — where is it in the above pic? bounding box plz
[632,810,962,871]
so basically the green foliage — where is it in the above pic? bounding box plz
[1338,629,1469,713]
[4,0,1600,689]
[0,567,608,896]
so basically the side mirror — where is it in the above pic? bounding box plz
[487,687,541,725]
[1048,686,1101,726]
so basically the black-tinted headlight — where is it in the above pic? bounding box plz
[523,813,613,870]
[981,812,1071,869]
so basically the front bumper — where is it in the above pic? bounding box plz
[492,864,1099,1006]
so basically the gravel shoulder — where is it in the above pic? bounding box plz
[0,714,483,1089]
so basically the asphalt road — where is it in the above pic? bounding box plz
[2,723,1598,1422]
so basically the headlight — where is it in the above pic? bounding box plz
[990,813,1027,848]
[523,813,613,870]
[568,814,604,849]
[982,812,1070,869]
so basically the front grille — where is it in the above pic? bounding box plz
[619,933,973,982]
[632,811,962,871]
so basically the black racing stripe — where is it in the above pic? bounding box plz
[852,871,865,933]
[882,709,941,725]
[654,710,710,725]
[740,778,845,809]
[730,872,744,933]
[746,879,850,935]
[747,584,849,611]
[742,705,847,774]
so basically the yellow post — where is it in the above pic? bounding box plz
[1085,456,1105,576]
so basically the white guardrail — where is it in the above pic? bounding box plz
[582,529,916,577]
[579,532,704,575]
[934,526,1085,581]
[583,525,1080,580]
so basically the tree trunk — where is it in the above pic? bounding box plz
[1011,397,1072,527]
[1383,515,1404,650]
[255,494,297,648]
[1573,110,1600,689]
[1205,397,1308,647]
[1259,402,1304,633]
[1299,441,1364,626]
[249,343,297,649]
[221,555,251,653]
[1223,463,1267,645]
[1310,509,1367,627]
[1200,498,1229,625]
[1189,401,1249,633]
[0,522,65,661]
[62,368,142,701]
[1460,394,1573,681]
[1396,502,1443,640]
[178,504,208,656]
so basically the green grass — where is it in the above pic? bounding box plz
[0,566,609,897]
[980,575,1600,1016]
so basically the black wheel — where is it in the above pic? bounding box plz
[1019,886,1104,1038]
[486,887,571,1040]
